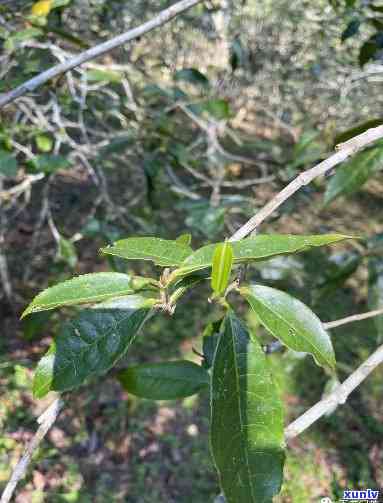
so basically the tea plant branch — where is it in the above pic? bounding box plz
[324,306,383,329]
[284,342,383,439]
[229,124,383,241]
[0,398,63,503]
[0,0,204,108]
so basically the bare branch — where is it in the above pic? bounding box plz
[324,307,383,330]
[285,343,383,439]
[0,0,203,108]
[229,125,383,241]
[0,399,63,503]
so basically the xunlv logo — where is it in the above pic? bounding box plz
[342,489,380,501]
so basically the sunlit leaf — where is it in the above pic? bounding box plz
[211,312,285,503]
[21,272,154,318]
[240,284,336,369]
[101,237,193,267]
[31,0,52,17]
[211,241,233,295]
[171,234,353,280]
[35,134,53,153]
[176,233,192,246]
[86,69,122,83]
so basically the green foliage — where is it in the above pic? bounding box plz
[333,119,383,146]
[176,233,192,246]
[85,69,122,83]
[33,296,156,398]
[211,241,233,296]
[4,28,43,51]
[324,144,383,205]
[22,272,153,318]
[210,313,285,503]
[174,68,210,87]
[29,154,71,174]
[118,360,209,400]
[35,134,53,153]
[26,227,350,499]
[101,237,193,267]
[57,236,77,269]
[170,234,353,280]
[331,0,383,66]
[0,150,17,177]
[240,284,336,369]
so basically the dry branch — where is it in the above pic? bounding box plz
[0,399,63,503]
[285,343,383,439]
[0,0,203,108]
[324,307,383,329]
[229,124,383,241]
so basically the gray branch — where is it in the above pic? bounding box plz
[0,399,63,503]
[229,125,383,241]
[0,0,203,108]
[285,343,383,439]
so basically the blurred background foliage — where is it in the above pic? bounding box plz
[0,0,383,501]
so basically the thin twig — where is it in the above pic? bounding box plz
[0,399,63,503]
[324,307,383,330]
[229,125,383,241]
[284,343,383,439]
[0,0,203,108]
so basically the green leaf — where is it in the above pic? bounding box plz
[33,295,155,398]
[324,145,383,205]
[341,18,361,42]
[57,236,77,269]
[4,28,43,51]
[240,284,336,369]
[101,237,193,267]
[22,311,53,341]
[85,69,122,83]
[52,0,72,8]
[176,233,192,246]
[211,313,285,503]
[370,5,383,13]
[333,119,383,146]
[29,154,71,174]
[288,130,325,171]
[202,318,223,369]
[185,205,226,238]
[171,234,353,280]
[35,134,53,153]
[174,68,209,87]
[359,38,379,66]
[0,150,17,177]
[211,241,234,295]
[22,272,148,318]
[118,360,209,400]
[202,99,231,120]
